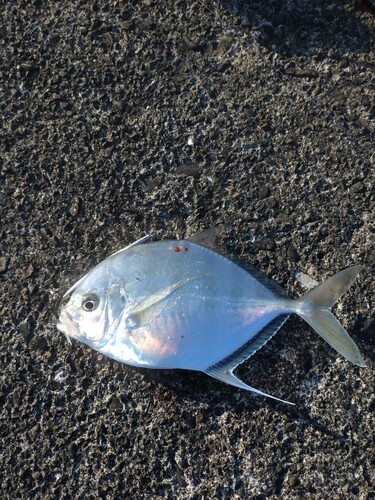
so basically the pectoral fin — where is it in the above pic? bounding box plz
[126,276,202,329]
[205,365,295,405]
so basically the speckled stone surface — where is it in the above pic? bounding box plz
[1,1,374,498]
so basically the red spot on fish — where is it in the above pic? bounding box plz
[184,246,188,252]
[173,246,181,253]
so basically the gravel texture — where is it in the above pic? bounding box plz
[1,1,374,498]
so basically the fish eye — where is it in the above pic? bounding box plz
[81,294,100,312]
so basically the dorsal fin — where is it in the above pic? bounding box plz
[188,225,227,249]
[189,237,288,297]
[237,262,288,297]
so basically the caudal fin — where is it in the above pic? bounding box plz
[298,265,366,367]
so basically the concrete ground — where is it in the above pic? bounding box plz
[1,1,374,498]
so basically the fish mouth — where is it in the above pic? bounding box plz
[52,285,76,322]
[57,309,80,338]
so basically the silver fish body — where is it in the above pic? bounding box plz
[57,237,366,403]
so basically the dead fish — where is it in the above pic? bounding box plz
[57,236,366,404]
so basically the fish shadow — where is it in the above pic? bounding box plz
[354,316,375,362]
[136,362,290,408]
[216,0,374,57]
[137,365,352,444]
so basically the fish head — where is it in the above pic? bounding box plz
[57,265,126,349]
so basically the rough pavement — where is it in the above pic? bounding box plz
[1,1,374,498]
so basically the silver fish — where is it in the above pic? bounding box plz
[57,236,366,404]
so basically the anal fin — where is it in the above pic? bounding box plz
[212,315,290,374]
[205,366,295,405]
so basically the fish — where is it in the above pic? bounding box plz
[57,234,366,404]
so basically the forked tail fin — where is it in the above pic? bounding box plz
[297,265,366,367]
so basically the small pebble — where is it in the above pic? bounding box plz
[287,244,299,262]
[146,176,162,189]
[338,57,349,68]
[294,270,319,289]
[284,68,318,78]
[24,263,34,278]
[254,238,276,251]
[29,336,48,353]
[258,186,271,199]
[176,164,202,178]
[361,95,371,108]
[67,443,77,458]
[109,396,123,411]
[288,475,299,487]
[217,35,233,51]
[70,196,81,217]
[350,182,366,194]
[182,34,200,51]
[0,256,9,273]
[12,389,22,406]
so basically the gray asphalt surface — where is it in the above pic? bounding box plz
[1,1,374,498]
